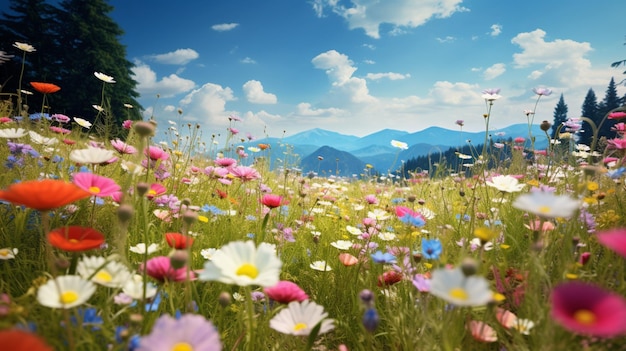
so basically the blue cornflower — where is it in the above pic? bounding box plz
[399,213,425,227]
[72,307,103,330]
[607,167,626,179]
[421,238,442,260]
[391,197,405,204]
[371,250,397,264]
[202,204,225,215]
[362,308,380,332]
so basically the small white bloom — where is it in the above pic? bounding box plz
[13,42,36,52]
[122,275,157,300]
[37,275,96,309]
[367,209,390,221]
[92,105,104,112]
[330,240,353,250]
[429,267,492,307]
[512,191,579,219]
[0,248,18,260]
[74,117,92,128]
[310,260,332,271]
[200,248,219,260]
[486,175,525,193]
[0,128,27,139]
[28,131,58,146]
[270,300,335,336]
[390,140,408,150]
[70,147,115,164]
[346,225,362,235]
[513,318,535,335]
[123,103,134,108]
[76,255,133,288]
[129,243,160,255]
[378,232,397,241]
[94,72,116,83]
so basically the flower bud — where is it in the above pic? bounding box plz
[540,120,552,132]
[136,182,149,197]
[359,289,375,307]
[134,121,155,137]
[218,291,232,307]
[170,250,188,269]
[461,257,479,276]
[117,204,134,223]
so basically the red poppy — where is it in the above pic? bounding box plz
[165,232,194,249]
[215,189,228,199]
[261,194,287,209]
[377,270,403,287]
[30,82,61,94]
[0,180,91,211]
[47,226,106,252]
[0,330,53,351]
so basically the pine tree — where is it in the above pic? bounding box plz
[579,88,598,146]
[0,0,61,108]
[550,94,568,138]
[597,77,620,140]
[55,0,141,133]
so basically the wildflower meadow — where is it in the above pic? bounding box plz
[2,41,626,351]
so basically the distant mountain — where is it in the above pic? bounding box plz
[283,128,360,151]
[299,146,369,177]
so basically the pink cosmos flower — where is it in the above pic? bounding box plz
[50,126,71,134]
[122,120,133,129]
[72,173,121,197]
[365,195,378,205]
[147,183,167,199]
[0,117,13,123]
[467,320,498,342]
[145,146,169,161]
[608,112,626,120]
[611,123,626,134]
[141,256,193,282]
[111,139,137,154]
[597,228,626,258]
[228,127,239,135]
[496,308,517,329]
[230,166,261,182]
[214,157,237,167]
[261,194,286,209]
[514,137,526,144]
[607,138,626,150]
[264,281,309,303]
[551,281,626,338]
[51,114,70,123]
[394,206,424,221]
[533,87,553,96]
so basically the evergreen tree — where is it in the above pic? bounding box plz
[597,77,620,140]
[55,0,142,132]
[579,88,598,146]
[550,94,568,138]
[0,0,61,108]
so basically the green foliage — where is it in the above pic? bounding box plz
[551,94,568,139]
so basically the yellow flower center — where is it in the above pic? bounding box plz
[171,342,193,351]
[0,249,9,257]
[574,309,596,325]
[95,271,112,282]
[236,263,259,279]
[448,288,468,301]
[293,322,307,331]
[89,186,101,194]
[538,206,551,214]
[60,290,79,304]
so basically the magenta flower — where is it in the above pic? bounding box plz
[228,127,239,135]
[51,113,70,123]
[144,146,169,161]
[122,120,133,129]
[261,194,286,209]
[455,120,464,127]
[607,138,626,150]
[147,183,167,199]
[72,173,121,197]
[597,228,626,258]
[533,87,553,96]
[365,195,378,205]
[550,281,626,338]
[230,166,261,182]
[111,139,137,154]
[141,256,192,283]
[264,281,309,304]
[138,313,222,351]
[608,111,626,120]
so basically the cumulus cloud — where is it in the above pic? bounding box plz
[243,80,278,104]
[511,29,597,86]
[436,36,456,43]
[132,61,195,98]
[312,50,376,104]
[490,24,502,37]
[365,72,411,80]
[313,0,467,39]
[149,49,199,65]
[212,23,239,31]
[178,83,237,127]
[483,63,506,80]
[296,102,344,117]
[428,81,481,105]
[240,57,257,64]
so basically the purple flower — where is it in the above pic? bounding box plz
[455,120,464,127]
[533,87,552,96]
[137,313,222,351]
[482,88,501,95]
[412,273,431,292]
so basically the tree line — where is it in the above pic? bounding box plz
[0,0,142,132]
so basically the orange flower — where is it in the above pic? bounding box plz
[165,232,194,249]
[339,253,358,266]
[30,82,61,94]
[0,330,53,351]
[47,226,105,252]
[0,180,91,211]
[258,143,270,150]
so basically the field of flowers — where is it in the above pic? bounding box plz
[2,42,626,351]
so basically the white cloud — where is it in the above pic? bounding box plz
[132,61,195,98]
[296,102,344,117]
[362,44,376,50]
[164,105,176,112]
[312,50,357,85]
[178,83,237,127]
[240,57,257,64]
[243,80,278,104]
[436,36,456,43]
[149,49,199,65]
[428,81,481,105]
[316,0,468,39]
[365,72,411,80]
[483,63,506,80]
[212,23,239,31]
[490,24,502,37]
[363,59,376,65]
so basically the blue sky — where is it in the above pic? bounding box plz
[108,0,626,141]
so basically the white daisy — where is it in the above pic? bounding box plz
[37,275,96,309]
[310,260,332,272]
[378,232,397,241]
[269,300,335,336]
[0,248,18,260]
[429,267,492,307]
[513,318,535,335]
[76,255,132,288]
[70,147,115,164]
[74,117,92,129]
[346,225,363,235]
[200,248,219,260]
[28,131,58,146]
[122,275,157,300]
[367,209,390,221]
[13,42,36,52]
[94,72,115,84]
[390,140,408,150]
[486,175,525,193]
[129,243,160,255]
[198,240,282,287]
[512,191,579,219]
[330,240,353,250]
[0,128,27,139]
